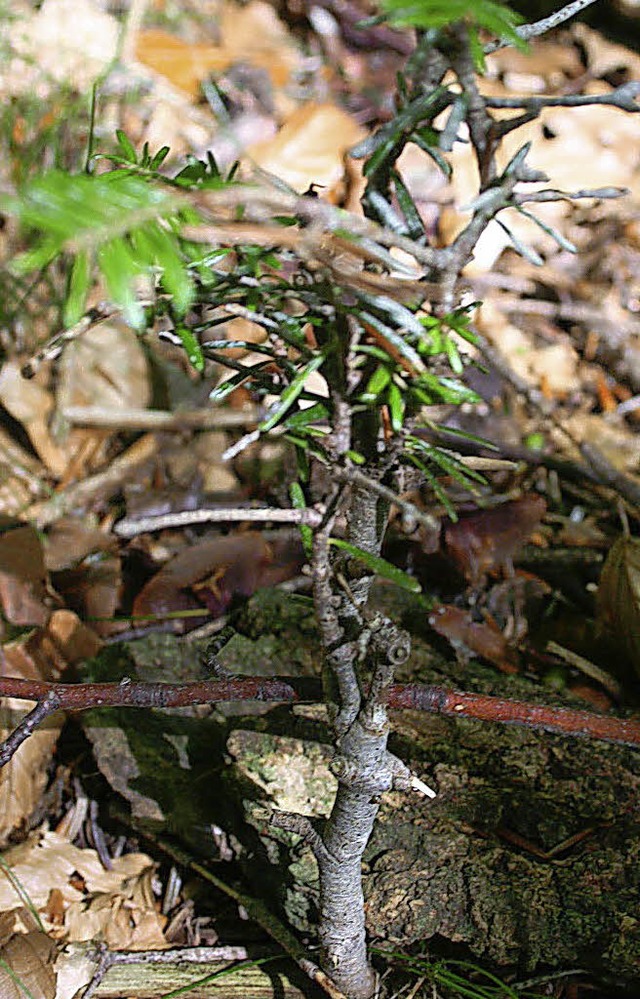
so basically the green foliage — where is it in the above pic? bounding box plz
[102,131,236,189]
[376,949,543,999]
[260,354,327,433]
[5,169,190,326]
[4,136,239,328]
[2,125,488,508]
[329,539,422,593]
[289,482,314,558]
[378,0,525,47]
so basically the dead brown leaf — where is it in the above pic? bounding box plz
[442,495,547,585]
[0,830,165,949]
[52,558,122,639]
[0,525,50,627]
[55,322,151,480]
[44,519,116,573]
[0,362,67,477]
[573,22,640,80]
[43,610,103,665]
[133,531,302,629]
[596,534,640,676]
[0,611,102,845]
[0,931,57,999]
[0,649,61,845]
[132,531,270,625]
[428,602,519,673]
[248,102,366,195]
[136,0,303,98]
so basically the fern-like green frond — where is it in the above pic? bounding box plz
[4,170,195,326]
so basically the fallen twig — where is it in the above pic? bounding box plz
[0,676,638,766]
[114,504,323,537]
[63,405,260,431]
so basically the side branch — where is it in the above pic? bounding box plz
[515,0,601,42]
[0,691,61,766]
[485,0,602,54]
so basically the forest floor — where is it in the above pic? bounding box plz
[0,2,639,997]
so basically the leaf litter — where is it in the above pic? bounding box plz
[0,1,639,994]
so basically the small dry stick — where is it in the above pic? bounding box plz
[0,692,61,766]
[114,504,323,537]
[80,944,252,999]
[20,305,118,379]
[485,0,601,54]
[63,405,259,432]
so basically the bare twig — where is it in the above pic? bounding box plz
[334,466,440,533]
[193,186,444,272]
[63,405,259,431]
[1,676,638,763]
[114,504,323,537]
[511,187,628,204]
[516,0,601,41]
[20,305,118,380]
[0,691,61,766]
[484,83,640,114]
[109,810,348,999]
[546,641,622,700]
[485,0,602,54]
[269,810,330,864]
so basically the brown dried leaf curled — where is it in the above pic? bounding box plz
[0,525,50,627]
[596,535,640,677]
[443,495,546,586]
[132,531,302,630]
[0,931,57,999]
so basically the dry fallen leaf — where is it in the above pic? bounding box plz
[0,525,50,627]
[0,651,61,847]
[135,29,227,97]
[428,602,519,673]
[442,495,547,585]
[596,534,640,676]
[486,37,584,89]
[132,531,301,628]
[0,426,47,515]
[573,22,640,80]
[248,102,366,195]
[0,931,57,999]
[52,556,122,639]
[135,0,302,98]
[43,610,103,666]
[563,413,640,474]
[44,519,116,573]
[0,830,164,949]
[0,611,102,845]
[526,342,580,397]
[0,362,67,477]
[63,864,166,950]
[193,430,242,494]
[55,322,151,478]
